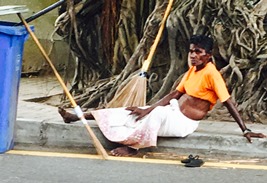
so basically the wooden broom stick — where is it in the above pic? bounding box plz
[107,0,174,108]
[141,0,174,73]
[17,13,109,160]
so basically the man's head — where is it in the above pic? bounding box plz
[189,35,213,54]
[189,35,214,71]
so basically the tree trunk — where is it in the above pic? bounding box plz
[56,0,267,123]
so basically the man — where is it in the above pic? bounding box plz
[59,35,266,156]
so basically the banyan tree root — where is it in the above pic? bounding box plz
[56,0,267,123]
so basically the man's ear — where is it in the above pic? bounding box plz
[205,52,212,61]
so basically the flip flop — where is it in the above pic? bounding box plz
[184,158,205,167]
[181,154,199,164]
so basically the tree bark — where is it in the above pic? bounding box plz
[57,0,267,123]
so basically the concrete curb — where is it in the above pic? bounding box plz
[14,118,267,158]
[14,119,116,153]
[157,132,267,158]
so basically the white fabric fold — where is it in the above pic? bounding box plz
[91,99,199,149]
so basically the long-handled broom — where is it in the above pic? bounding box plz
[17,13,109,160]
[107,0,174,108]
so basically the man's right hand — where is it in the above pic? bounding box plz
[125,106,152,121]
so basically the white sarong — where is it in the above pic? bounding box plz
[91,99,199,149]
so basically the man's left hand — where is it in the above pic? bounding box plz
[244,132,266,143]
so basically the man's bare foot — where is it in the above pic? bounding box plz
[58,107,79,123]
[110,146,138,156]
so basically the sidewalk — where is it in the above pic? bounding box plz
[15,76,267,159]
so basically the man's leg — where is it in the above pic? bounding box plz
[58,107,138,156]
[58,107,94,123]
[109,106,166,156]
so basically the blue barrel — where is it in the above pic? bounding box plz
[0,21,33,153]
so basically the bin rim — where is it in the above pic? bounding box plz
[0,21,34,36]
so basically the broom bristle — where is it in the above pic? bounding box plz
[107,75,147,108]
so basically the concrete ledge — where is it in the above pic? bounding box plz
[14,119,117,153]
[14,118,267,158]
[156,132,267,158]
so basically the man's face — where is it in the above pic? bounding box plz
[189,44,210,68]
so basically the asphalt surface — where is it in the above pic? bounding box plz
[1,151,267,183]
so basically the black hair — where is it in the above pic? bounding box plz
[189,35,213,54]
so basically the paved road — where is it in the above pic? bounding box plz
[0,151,267,183]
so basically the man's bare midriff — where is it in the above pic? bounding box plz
[178,94,211,120]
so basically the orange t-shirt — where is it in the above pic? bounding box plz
[176,62,230,110]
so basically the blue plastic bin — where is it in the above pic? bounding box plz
[0,21,33,153]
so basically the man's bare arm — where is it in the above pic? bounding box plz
[126,90,184,121]
[223,98,266,142]
[223,98,247,131]
[149,90,184,110]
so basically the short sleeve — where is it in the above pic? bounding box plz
[176,71,189,93]
[209,70,230,102]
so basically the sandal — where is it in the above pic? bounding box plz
[181,154,199,164]
[184,158,204,167]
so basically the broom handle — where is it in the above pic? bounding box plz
[17,13,109,160]
[141,0,174,72]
